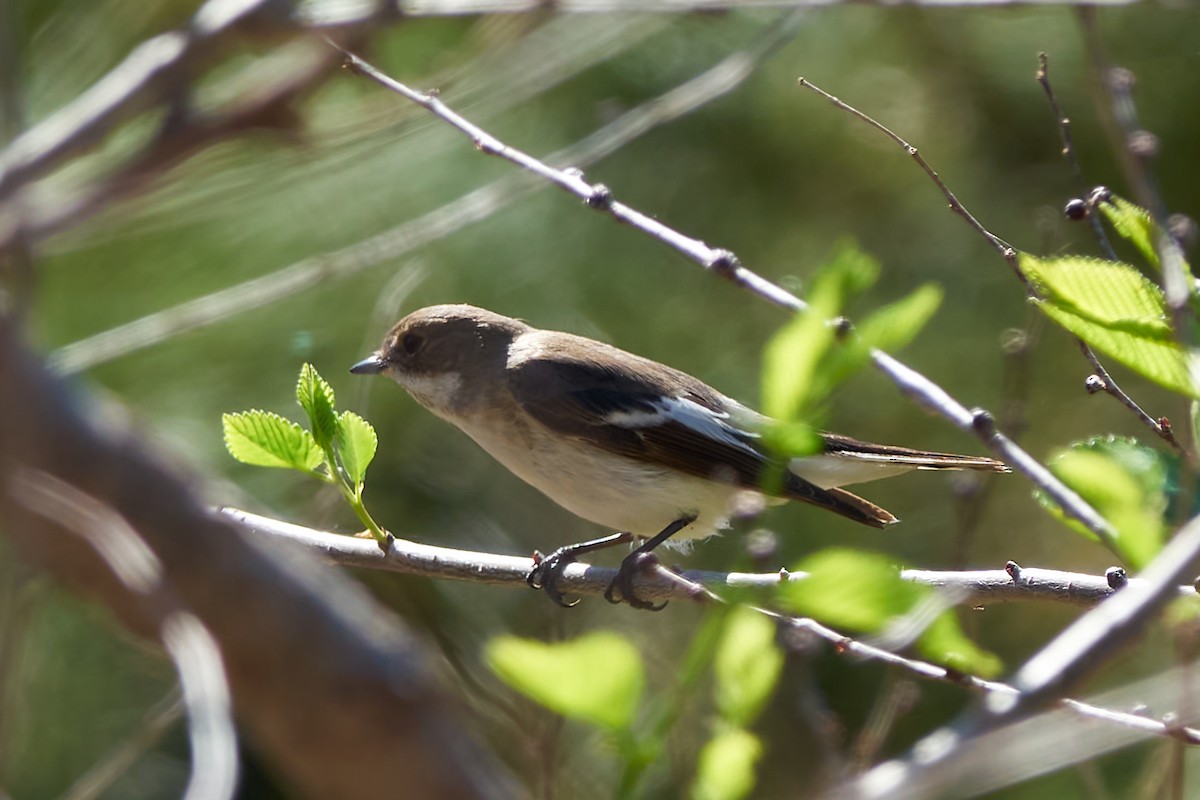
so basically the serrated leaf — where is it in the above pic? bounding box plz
[1099,196,1159,269]
[714,607,783,727]
[486,632,644,732]
[692,727,763,800]
[1040,437,1167,568]
[779,548,925,632]
[223,411,324,472]
[1021,254,1169,328]
[1032,299,1198,397]
[336,410,377,486]
[297,363,338,450]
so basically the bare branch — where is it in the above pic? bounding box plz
[336,48,1117,547]
[51,17,791,373]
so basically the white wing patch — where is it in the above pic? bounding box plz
[604,396,762,458]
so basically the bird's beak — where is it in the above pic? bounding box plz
[350,354,386,375]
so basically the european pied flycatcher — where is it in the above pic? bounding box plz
[351,304,1006,608]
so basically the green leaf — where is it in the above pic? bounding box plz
[779,548,1001,676]
[692,727,763,800]
[336,410,377,486]
[1039,437,1168,568]
[1099,196,1159,269]
[857,283,944,354]
[779,548,924,632]
[1033,300,1197,397]
[296,363,339,450]
[486,631,644,732]
[1021,254,1169,328]
[223,411,324,472]
[762,243,880,427]
[919,613,1002,678]
[714,607,783,727]
[1020,253,1199,397]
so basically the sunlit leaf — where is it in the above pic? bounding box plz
[336,410,377,486]
[780,548,1000,676]
[1021,254,1169,328]
[486,631,644,731]
[1098,196,1159,269]
[762,242,880,429]
[857,284,944,353]
[692,727,763,800]
[779,548,923,632]
[1038,436,1168,568]
[919,613,1002,678]
[223,411,323,472]
[296,363,339,450]
[1033,299,1197,397]
[714,607,783,727]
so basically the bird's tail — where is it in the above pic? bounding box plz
[820,433,1010,473]
[781,474,898,528]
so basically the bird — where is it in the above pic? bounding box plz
[350,304,1007,609]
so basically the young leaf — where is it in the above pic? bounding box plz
[486,631,644,732]
[919,613,1002,678]
[692,727,763,800]
[713,607,783,728]
[857,283,944,354]
[1039,437,1167,569]
[762,243,880,432]
[297,363,339,450]
[1021,254,1169,327]
[336,410,377,486]
[223,411,324,472]
[779,548,924,632]
[1098,196,1159,270]
[779,548,1001,676]
[1020,253,1199,397]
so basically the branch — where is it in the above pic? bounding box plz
[223,507,1197,608]
[1035,53,1184,453]
[336,47,1117,548]
[226,507,1200,749]
[51,15,792,373]
[845,512,1200,798]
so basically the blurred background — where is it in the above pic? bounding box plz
[3,1,1199,797]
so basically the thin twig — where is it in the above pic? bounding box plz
[338,47,1118,548]
[1036,52,1117,259]
[51,18,792,373]
[1036,53,1184,453]
[802,71,1186,457]
[222,507,1200,749]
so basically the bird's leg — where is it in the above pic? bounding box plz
[528,531,635,608]
[605,515,697,611]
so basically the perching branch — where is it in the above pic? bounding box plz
[336,46,1117,549]
[224,506,1200,749]
[224,507,1196,608]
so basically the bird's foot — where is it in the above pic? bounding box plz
[527,548,582,608]
[604,551,668,612]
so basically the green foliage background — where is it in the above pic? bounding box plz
[3,2,1200,797]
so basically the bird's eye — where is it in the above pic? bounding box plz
[401,332,425,355]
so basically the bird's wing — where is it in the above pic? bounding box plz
[507,338,895,527]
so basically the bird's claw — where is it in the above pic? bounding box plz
[604,551,668,612]
[527,549,581,608]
